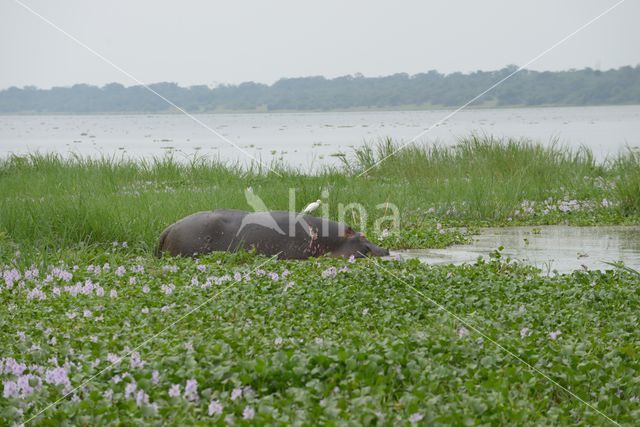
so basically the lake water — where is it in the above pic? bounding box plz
[1,105,639,168]
[396,225,640,275]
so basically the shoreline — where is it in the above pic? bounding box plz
[1,102,639,117]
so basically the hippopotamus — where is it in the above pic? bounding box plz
[156,209,389,259]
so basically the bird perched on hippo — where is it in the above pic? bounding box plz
[157,209,389,259]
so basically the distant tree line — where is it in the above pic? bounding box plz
[1,65,639,113]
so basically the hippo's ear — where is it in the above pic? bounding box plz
[345,227,355,237]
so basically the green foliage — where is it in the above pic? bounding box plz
[2,66,640,113]
[613,148,640,215]
[1,251,639,424]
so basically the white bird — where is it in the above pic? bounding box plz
[302,199,322,215]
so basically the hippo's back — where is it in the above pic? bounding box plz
[158,209,246,257]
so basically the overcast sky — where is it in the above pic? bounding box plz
[1,0,638,90]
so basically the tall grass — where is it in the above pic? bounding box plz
[613,148,640,215]
[341,135,606,218]
[0,136,637,253]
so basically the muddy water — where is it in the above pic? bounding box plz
[395,226,640,274]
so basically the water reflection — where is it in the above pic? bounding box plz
[395,226,640,274]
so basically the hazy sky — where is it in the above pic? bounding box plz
[1,0,638,89]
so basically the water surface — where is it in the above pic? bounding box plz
[1,105,639,168]
[396,225,640,274]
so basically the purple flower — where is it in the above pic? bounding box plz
[161,283,175,295]
[322,267,337,278]
[124,382,137,399]
[208,399,223,416]
[27,288,46,300]
[3,268,21,288]
[44,367,71,390]
[115,266,126,277]
[130,351,145,369]
[457,327,469,338]
[162,265,178,273]
[16,375,38,397]
[409,412,424,423]
[549,330,561,340]
[520,327,531,338]
[142,285,150,293]
[231,387,243,400]
[110,289,118,298]
[151,370,160,385]
[242,406,255,420]
[168,383,181,398]
[135,389,149,407]
[184,378,198,401]
[3,380,18,398]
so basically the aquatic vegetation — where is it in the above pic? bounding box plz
[1,136,639,423]
[1,250,639,424]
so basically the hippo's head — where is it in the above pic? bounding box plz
[330,229,389,258]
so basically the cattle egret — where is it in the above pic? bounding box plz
[303,200,322,214]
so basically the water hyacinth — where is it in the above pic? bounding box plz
[510,196,615,220]
[230,387,243,401]
[44,366,71,391]
[549,330,562,340]
[130,351,146,369]
[1,212,640,425]
[131,265,145,274]
[168,384,181,398]
[184,378,198,401]
[322,267,337,278]
[208,399,223,416]
[3,268,21,288]
[409,413,424,423]
[242,406,255,420]
[124,381,137,399]
[135,389,149,407]
[162,265,178,273]
[161,283,176,295]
